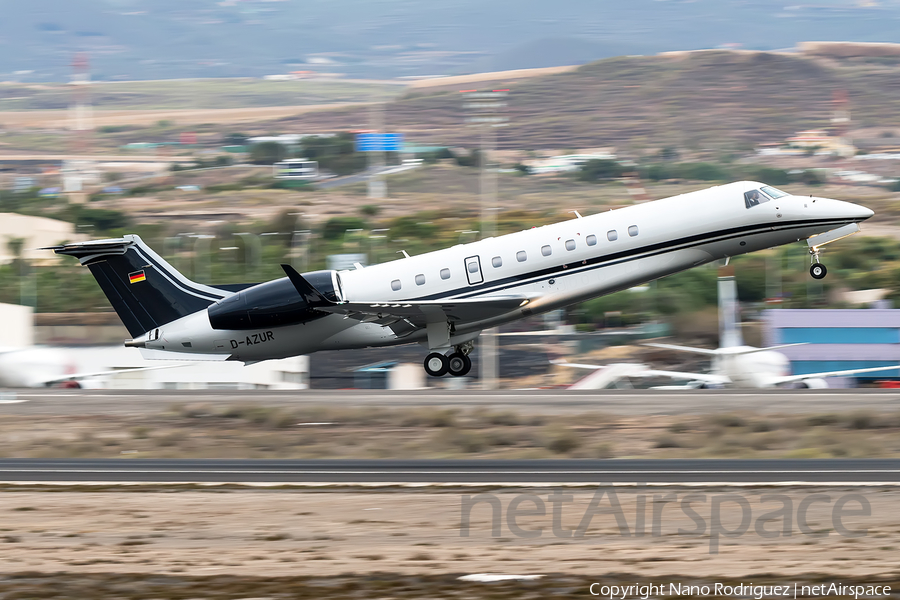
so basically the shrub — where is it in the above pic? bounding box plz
[249,141,287,165]
[205,183,243,193]
[713,413,746,428]
[797,170,824,185]
[645,164,671,181]
[594,443,615,458]
[654,435,682,449]
[675,162,729,181]
[72,207,132,232]
[454,148,482,167]
[846,410,877,430]
[751,167,792,186]
[321,216,368,241]
[545,426,581,454]
[807,413,840,427]
[578,159,625,182]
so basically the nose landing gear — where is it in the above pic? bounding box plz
[809,247,827,280]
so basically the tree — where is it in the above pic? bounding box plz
[249,141,287,165]
[578,159,625,182]
[321,217,368,241]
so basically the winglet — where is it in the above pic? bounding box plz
[280,264,333,306]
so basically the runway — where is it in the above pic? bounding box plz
[0,459,896,485]
[3,388,900,416]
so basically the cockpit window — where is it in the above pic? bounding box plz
[761,185,789,199]
[744,189,771,209]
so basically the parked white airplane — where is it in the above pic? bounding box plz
[558,269,900,389]
[49,181,875,378]
[0,346,179,388]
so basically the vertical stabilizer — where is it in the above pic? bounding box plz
[718,266,743,348]
[48,235,231,338]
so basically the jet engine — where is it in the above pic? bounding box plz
[208,270,343,330]
[791,378,829,389]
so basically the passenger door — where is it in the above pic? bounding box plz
[464,255,484,285]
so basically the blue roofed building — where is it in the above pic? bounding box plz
[762,309,900,385]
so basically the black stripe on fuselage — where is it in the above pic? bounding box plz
[403,217,856,302]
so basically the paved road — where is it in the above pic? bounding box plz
[2,389,900,416]
[0,459,895,484]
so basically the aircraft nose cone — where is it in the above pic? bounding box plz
[857,204,875,220]
[826,199,874,221]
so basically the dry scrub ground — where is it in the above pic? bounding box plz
[0,487,892,596]
[2,404,900,460]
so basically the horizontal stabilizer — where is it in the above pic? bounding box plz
[139,349,231,361]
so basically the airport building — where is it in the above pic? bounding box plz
[762,309,900,383]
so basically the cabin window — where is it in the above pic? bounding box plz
[440,268,451,280]
[607,230,618,241]
[415,274,425,286]
[744,189,772,208]
[391,279,402,291]
[628,225,639,237]
[468,261,479,273]
[541,245,552,257]
[586,234,597,246]
[761,185,789,199]
[565,239,576,251]
[516,250,527,262]
[492,256,502,268]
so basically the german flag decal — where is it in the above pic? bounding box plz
[128,270,146,284]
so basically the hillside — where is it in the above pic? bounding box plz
[5,1,900,80]
[269,50,900,152]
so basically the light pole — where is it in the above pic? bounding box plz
[369,228,389,264]
[191,234,215,283]
[462,89,508,390]
[235,232,261,278]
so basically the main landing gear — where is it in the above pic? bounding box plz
[809,247,827,280]
[423,343,473,377]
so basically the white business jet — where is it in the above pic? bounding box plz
[558,269,900,389]
[49,182,874,378]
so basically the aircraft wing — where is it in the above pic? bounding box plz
[645,342,806,356]
[315,296,533,329]
[552,360,730,385]
[39,364,187,387]
[767,364,900,386]
[633,369,731,385]
[281,263,533,333]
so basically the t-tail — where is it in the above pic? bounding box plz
[47,235,251,338]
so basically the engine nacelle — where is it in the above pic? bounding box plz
[792,378,829,389]
[207,270,344,330]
